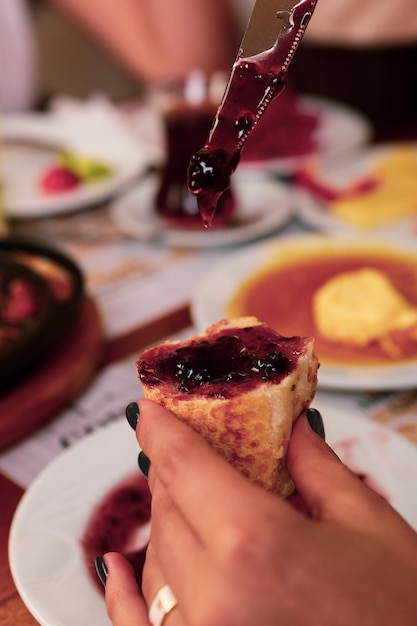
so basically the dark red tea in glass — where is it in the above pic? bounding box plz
[154,72,236,228]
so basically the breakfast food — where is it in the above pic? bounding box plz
[297,145,417,230]
[313,267,417,357]
[39,150,113,195]
[137,317,319,496]
[227,237,417,366]
[313,267,417,346]
[330,146,417,229]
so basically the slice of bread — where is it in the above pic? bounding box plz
[137,317,319,496]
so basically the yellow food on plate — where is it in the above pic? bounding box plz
[313,267,417,348]
[331,146,417,228]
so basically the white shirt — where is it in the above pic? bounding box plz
[0,0,39,112]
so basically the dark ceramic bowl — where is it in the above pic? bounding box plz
[0,236,85,393]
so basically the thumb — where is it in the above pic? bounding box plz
[287,410,399,533]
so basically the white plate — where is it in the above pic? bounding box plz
[9,420,139,626]
[109,172,295,248]
[315,403,417,529]
[132,96,372,175]
[191,233,417,391]
[296,143,417,246]
[9,411,417,626]
[1,114,149,217]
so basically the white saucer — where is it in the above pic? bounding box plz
[9,411,417,626]
[109,172,295,248]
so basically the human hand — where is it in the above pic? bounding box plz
[101,399,417,626]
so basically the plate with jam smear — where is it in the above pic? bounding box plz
[109,172,295,248]
[9,419,145,626]
[9,410,417,626]
[295,143,417,245]
[192,234,417,391]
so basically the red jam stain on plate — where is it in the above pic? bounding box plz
[81,473,151,594]
[334,436,390,501]
[294,166,379,203]
[228,246,417,366]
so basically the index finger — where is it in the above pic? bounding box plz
[104,553,149,626]
[137,399,294,542]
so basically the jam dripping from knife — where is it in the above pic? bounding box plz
[187,0,318,227]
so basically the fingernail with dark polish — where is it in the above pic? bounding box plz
[138,450,151,478]
[95,555,108,587]
[307,408,325,440]
[126,402,140,430]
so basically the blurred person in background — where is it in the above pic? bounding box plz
[42,0,417,134]
[23,0,238,107]
[5,0,416,133]
[46,0,238,84]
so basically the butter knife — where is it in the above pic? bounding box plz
[188,0,318,226]
[239,0,317,61]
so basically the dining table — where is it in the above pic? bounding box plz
[1,95,417,626]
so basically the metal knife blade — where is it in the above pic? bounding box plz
[239,0,316,59]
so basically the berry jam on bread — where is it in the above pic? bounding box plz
[137,317,319,496]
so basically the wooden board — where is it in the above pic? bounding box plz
[0,297,102,451]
